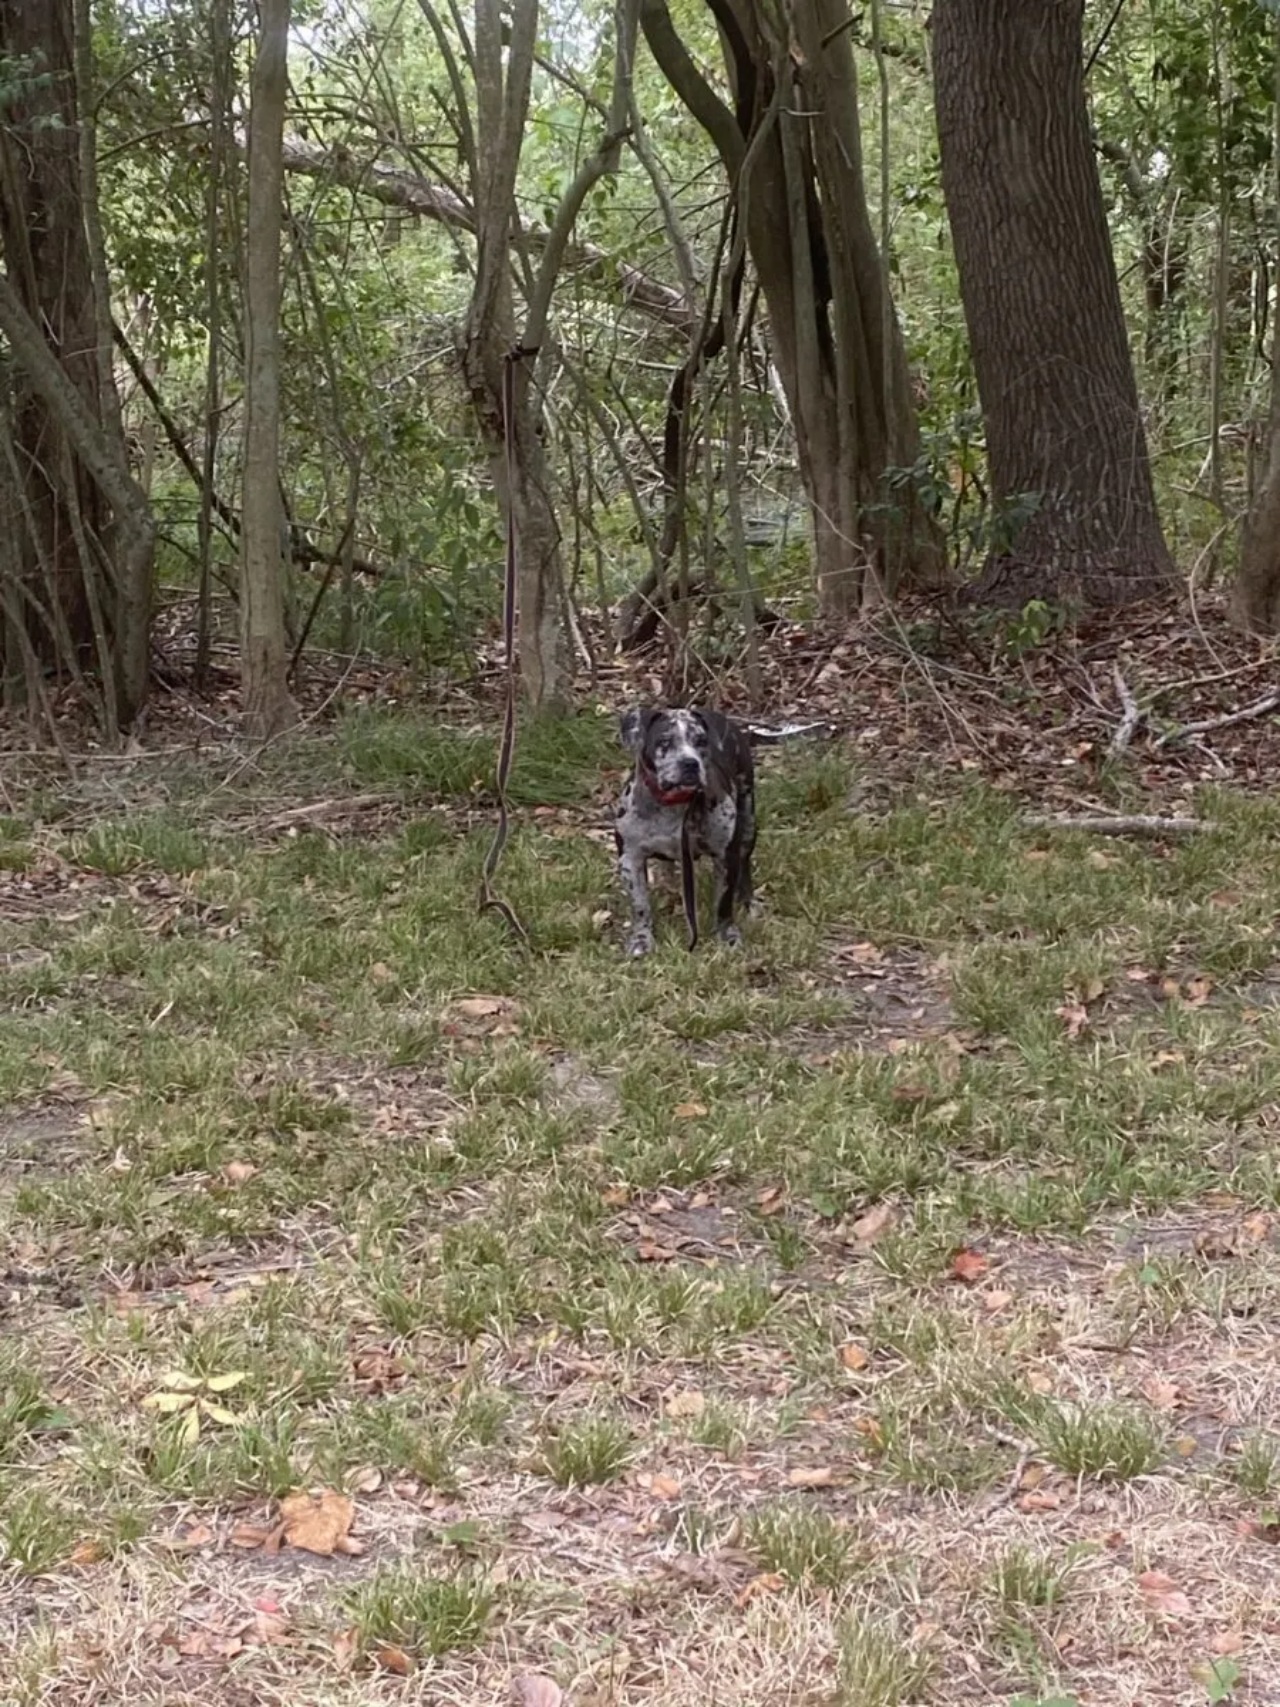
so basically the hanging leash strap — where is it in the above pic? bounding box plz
[478,347,530,943]
[679,805,699,951]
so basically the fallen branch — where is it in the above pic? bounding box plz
[1108,663,1142,757]
[1154,689,1280,748]
[1023,813,1212,836]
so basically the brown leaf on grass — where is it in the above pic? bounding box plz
[279,1490,362,1556]
[756,1183,786,1215]
[1140,1376,1181,1411]
[664,1388,706,1420]
[734,1571,787,1607]
[1242,1211,1273,1244]
[601,1184,630,1207]
[222,1160,258,1186]
[66,1538,108,1567]
[1055,1001,1090,1040]
[849,1202,895,1244]
[636,1239,679,1262]
[839,1341,870,1371]
[331,1627,359,1671]
[511,1673,564,1707]
[454,996,506,1018]
[950,1248,989,1284]
[1184,975,1215,1007]
[375,1643,414,1675]
[1017,1490,1061,1513]
[1211,1630,1245,1656]
[982,1289,1013,1313]
[1138,1569,1193,1620]
[787,1465,836,1488]
[229,1521,276,1550]
[647,1472,682,1500]
[673,1100,708,1119]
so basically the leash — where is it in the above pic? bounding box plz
[478,347,531,943]
[679,805,699,951]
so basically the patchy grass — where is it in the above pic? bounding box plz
[3,708,1280,1703]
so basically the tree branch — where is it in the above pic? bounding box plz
[276,132,692,330]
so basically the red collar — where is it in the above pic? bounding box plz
[640,760,698,807]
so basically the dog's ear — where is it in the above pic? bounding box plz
[619,706,649,753]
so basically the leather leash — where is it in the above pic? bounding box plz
[679,804,699,951]
[478,346,530,943]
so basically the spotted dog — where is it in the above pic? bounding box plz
[614,706,757,958]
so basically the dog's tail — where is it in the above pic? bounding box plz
[744,720,836,747]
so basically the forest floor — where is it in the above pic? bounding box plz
[4,593,1280,1706]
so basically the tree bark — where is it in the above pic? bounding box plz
[240,0,295,738]
[0,0,153,726]
[932,0,1174,608]
[640,0,943,614]
[1231,14,1280,633]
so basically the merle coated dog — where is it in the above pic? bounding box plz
[614,706,757,957]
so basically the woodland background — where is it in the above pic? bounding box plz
[3,0,1280,742]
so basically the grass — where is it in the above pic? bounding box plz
[3,705,1280,1702]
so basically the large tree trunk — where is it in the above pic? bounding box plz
[240,0,295,738]
[0,0,152,727]
[933,0,1174,608]
[640,0,943,615]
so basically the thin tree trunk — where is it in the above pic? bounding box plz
[933,0,1174,608]
[240,0,295,738]
[1232,13,1280,632]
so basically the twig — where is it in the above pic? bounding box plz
[1154,688,1280,748]
[1023,813,1212,836]
[1108,662,1142,756]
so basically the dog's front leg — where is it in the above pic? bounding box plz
[618,844,656,956]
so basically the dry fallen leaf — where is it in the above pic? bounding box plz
[279,1490,362,1557]
[734,1571,787,1607]
[647,1472,682,1500]
[1018,1490,1061,1513]
[1055,1001,1090,1040]
[850,1202,895,1244]
[1211,1630,1245,1656]
[66,1538,108,1568]
[332,1627,359,1671]
[982,1288,1013,1313]
[1140,1376,1181,1411]
[673,1100,708,1119]
[1184,975,1215,1007]
[510,1672,564,1707]
[839,1341,870,1372]
[950,1248,989,1284]
[375,1643,414,1675]
[664,1388,706,1420]
[787,1465,836,1488]
[1138,1568,1193,1620]
[455,996,506,1018]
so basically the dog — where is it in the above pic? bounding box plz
[614,706,757,957]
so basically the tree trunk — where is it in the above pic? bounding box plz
[932,0,1174,608]
[640,0,943,614]
[0,0,152,727]
[240,0,295,738]
[1232,14,1280,633]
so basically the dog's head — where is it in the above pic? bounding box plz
[620,706,711,804]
